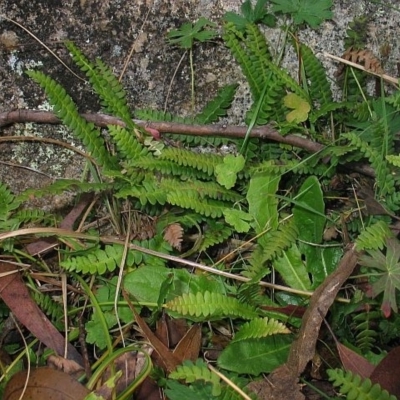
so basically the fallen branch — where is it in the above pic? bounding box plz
[0,109,375,177]
[0,109,323,153]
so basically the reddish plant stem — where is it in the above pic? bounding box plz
[0,109,323,152]
[0,109,375,176]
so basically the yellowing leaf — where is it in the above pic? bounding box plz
[284,93,310,123]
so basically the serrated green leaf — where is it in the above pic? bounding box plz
[270,0,333,28]
[284,93,310,123]
[215,154,245,189]
[218,335,292,375]
[223,209,253,233]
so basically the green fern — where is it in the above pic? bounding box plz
[30,291,64,328]
[198,220,233,252]
[223,23,269,100]
[167,191,228,218]
[327,368,397,400]
[195,84,238,124]
[160,147,223,176]
[165,290,259,321]
[233,317,290,342]
[0,183,20,221]
[65,41,135,131]
[298,42,332,108]
[26,70,116,170]
[355,220,393,251]
[128,156,213,180]
[169,360,221,397]
[352,310,381,352]
[107,125,148,161]
[16,179,110,203]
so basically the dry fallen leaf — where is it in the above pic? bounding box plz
[3,367,90,400]
[163,223,184,251]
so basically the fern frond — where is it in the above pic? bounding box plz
[134,108,190,124]
[233,317,290,342]
[327,368,396,400]
[161,178,242,202]
[223,23,268,99]
[65,42,134,130]
[160,148,223,176]
[60,244,126,274]
[260,218,299,261]
[299,42,332,107]
[0,183,20,221]
[355,220,393,251]
[116,178,168,206]
[195,84,238,124]
[128,157,213,180]
[108,125,148,160]
[353,310,381,352]
[199,220,233,252]
[165,291,259,321]
[170,360,221,396]
[16,179,110,203]
[26,70,116,169]
[31,291,64,326]
[167,191,228,218]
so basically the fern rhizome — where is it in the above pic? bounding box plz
[2,12,400,400]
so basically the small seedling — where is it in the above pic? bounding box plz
[167,17,217,114]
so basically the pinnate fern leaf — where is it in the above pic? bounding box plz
[195,84,238,124]
[327,369,397,400]
[108,125,148,160]
[167,191,228,218]
[233,317,290,342]
[65,41,133,129]
[355,220,393,251]
[165,291,259,321]
[170,360,221,396]
[0,183,20,221]
[299,42,332,107]
[60,244,127,274]
[160,148,223,176]
[26,70,116,170]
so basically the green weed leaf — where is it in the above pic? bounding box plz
[359,238,400,317]
[284,93,310,123]
[233,317,290,342]
[167,17,217,49]
[223,209,253,233]
[218,335,292,375]
[270,0,333,28]
[274,244,312,290]
[215,154,245,189]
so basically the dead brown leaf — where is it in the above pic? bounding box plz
[370,346,400,398]
[163,223,183,251]
[3,367,90,400]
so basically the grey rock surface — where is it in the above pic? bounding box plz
[0,0,399,208]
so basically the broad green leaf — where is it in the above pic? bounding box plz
[270,0,333,28]
[283,93,310,123]
[218,335,292,374]
[223,208,253,233]
[215,154,245,189]
[274,244,312,290]
[85,313,115,350]
[305,246,343,287]
[293,176,326,282]
[124,265,225,305]
[247,172,280,235]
